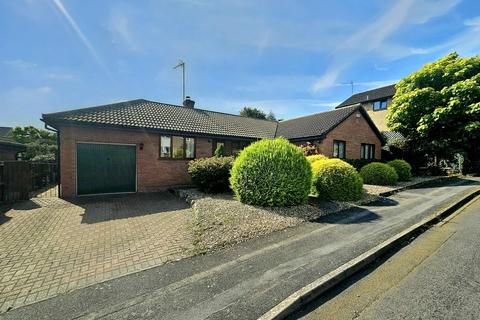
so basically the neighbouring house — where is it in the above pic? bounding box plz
[42,98,384,197]
[0,127,26,161]
[336,84,396,132]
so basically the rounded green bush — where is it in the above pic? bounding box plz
[387,159,412,181]
[360,162,398,186]
[311,159,363,201]
[306,154,328,164]
[188,156,234,192]
[230,138,312,206]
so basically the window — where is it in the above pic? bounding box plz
[373,99,388,111]
[231,140,250,155]
[333,140,346,159]
[361,144,375,159]
[172,136,184,158]
[160,136,195,159]
[160,136,171,158]
[185,138,195,159]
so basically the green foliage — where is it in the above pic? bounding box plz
[344,158,377,171]
[239,107,268,120]
[311,159,363,201]
[300,142,319,156]
[173,148,184,158]
[387,52,480,165]
[387,159,412,181]
[266,111,277,121]
[188,156,234,193]
[10,126,57,161]
[306,154,328,164]
[360,162,398,186]
[214,144,225,157]
[229,138,312,206]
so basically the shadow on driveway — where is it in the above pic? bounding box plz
[65,192,191,224]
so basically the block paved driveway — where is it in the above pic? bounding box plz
[0,192,195,313]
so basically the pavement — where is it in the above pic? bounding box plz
[1,177,479,320]
[296,193,480,320]
[0,192,194,313]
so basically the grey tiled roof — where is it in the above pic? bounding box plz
[276,104,362,140]
[382,131,404,141]
[0,127,13,137]
[336,84,396,108]
[43,99,278,139]
[0,136,26,150]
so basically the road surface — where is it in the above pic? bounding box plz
[297,195,480,320]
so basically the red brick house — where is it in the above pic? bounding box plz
[42,98,383,197]
[0,127,26,161]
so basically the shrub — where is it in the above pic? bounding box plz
[387,159,412,181]
[344,158,377,171]
[306,154,328,164]
[311,159,363,201]
[214,144,225,157]
[188,156,234,192]
[360,162,398,185]
[229,138,312,206]
[300,142,318,156]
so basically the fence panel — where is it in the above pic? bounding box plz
[0,161,58,202]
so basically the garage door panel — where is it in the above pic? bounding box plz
[77,143,136,195]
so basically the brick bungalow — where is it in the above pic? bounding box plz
[41,98,384,197]
[0,127,26,161]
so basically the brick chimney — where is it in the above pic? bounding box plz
[183,96,195,108]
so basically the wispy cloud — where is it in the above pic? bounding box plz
[52,0,107,71]
[108,10,140,51]
[413,15,480,56]
[312,0,460,92]
[2,59,37,69]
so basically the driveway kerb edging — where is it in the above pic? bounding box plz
[259,187,480,320]
[378,176,457,197]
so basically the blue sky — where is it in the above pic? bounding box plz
[1,0,479,127]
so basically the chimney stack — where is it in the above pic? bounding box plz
[183,96,195,108]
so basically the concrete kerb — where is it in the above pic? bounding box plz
[259,187,480,320]
[378,176,457,197]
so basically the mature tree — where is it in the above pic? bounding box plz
[9,126,57,161]
[239,107,267,120]
[266,111,277,121]
[387,52,480,166]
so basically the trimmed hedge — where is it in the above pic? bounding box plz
[387,159,412,181]
[311,159,363,201]
[214,144,225,157]
[345,158,377,171]
[230,138,312,206]
[188,156,234,192]
[360,162,398,186]
[306,154,328,164]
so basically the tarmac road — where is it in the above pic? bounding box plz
[297,195,480,320]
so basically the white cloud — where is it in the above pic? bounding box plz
[414,16,480,56]
[312,0,460,92]
[2,59,37,69]
[108,10,140,51]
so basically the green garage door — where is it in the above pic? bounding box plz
[77,143,136,195]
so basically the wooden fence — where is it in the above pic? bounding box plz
[0,161,58,202]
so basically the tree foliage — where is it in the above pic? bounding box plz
[387,52,480,162]
[239,107,276,121]
[10,126,57,161]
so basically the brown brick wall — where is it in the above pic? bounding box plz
[0,148,19,161]
[58,126,213,198]
[295,111,382,159]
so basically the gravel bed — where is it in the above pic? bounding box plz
[174,188,384,253]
